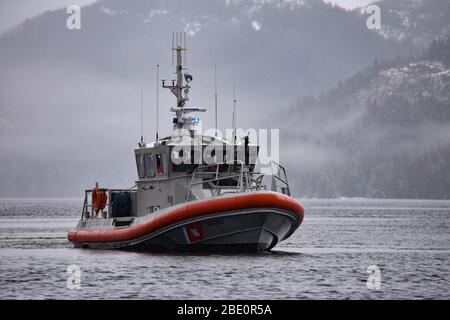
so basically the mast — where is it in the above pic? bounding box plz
[162,32,205,135]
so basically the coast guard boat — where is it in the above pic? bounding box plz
[68,36,304,252]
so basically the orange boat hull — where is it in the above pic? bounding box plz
[68,191,304,252]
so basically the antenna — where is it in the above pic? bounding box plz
[156,64,159,141]
[140,86,144,145]
[172,33,175,66]
[233,84,237,143]
[184,31,187,66]
[214,61,218,137]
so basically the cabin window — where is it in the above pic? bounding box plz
[136,154,146,178]
[171,148,201,172]
[144,153,155,177]
[156,153,166,175]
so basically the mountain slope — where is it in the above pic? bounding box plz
[0,0,449,197]
[0,0,411,197]
[276,37,450,198]
[372,0,450,46]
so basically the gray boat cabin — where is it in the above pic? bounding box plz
[80,33,290,220]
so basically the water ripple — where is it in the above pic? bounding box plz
[0,198,449,299]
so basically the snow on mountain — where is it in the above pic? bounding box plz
[362,0,450,46]
[352,60,450,107]
[274,38,450,198]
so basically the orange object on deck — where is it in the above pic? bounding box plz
[92,182,107,214]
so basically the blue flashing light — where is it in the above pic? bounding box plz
[173,117,178,124]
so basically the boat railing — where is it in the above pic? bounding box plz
[185,161,266,201]
[270,161,291,196]
[81,187,137,219]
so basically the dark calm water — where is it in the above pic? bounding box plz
[0,198,449,299]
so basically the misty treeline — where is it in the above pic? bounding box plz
[428,37,450,67]
[276,37,450,199]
